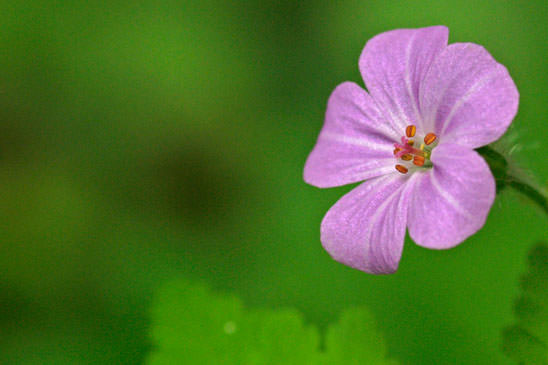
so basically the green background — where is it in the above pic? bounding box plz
[1,1,547,363]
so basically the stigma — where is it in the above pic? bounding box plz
[393,125,437,174]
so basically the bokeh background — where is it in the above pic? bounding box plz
[1,1,547,364]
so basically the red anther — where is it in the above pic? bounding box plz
[424,133,437,145]
[405,125,416,138]
[413,155,425,166]
[401,154,412,161]
[395,164,408,174]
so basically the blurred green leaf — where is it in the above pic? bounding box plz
[147,279,397,364]
[148,280,246,364]
[323,307,398,365]
[243,309,320,364]
[502,243,548,364]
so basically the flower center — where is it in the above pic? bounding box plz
[393,125,437,174]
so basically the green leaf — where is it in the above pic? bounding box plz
[243,309,320,364]
[323,307,398,365]
[147,279,397,364]
[502,243,548,364]
[148,280,246,364]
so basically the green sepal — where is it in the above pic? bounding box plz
[476,146,509,191]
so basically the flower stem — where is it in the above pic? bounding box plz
[506,178,548,216]
[477,146,548,217]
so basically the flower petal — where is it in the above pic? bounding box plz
[304,82,397,188]
[359,26,448,133]
[407,143,495,249]
[321,173,416,274]
[419,43,519,148]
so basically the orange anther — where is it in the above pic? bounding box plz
[424,133,437,145]
[401,154,412,161]
[407,140,415,146]
[393,147,402,156]
[395,164,408,174]
[413,155,425,166]
[406,125,416,138]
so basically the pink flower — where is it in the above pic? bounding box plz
[304,26,519,274]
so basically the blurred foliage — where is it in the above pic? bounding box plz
[0,0,547,364]
[502,243,548,364]
[323,308,398,365]
[148,279,396,364]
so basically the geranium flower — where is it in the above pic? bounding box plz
[304,26,518,274]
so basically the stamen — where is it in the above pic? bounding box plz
[424,133,437,145]
[394,128,436,171]
[405,125,416,137]
[413,155,425,166]
[395,164,408,174]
